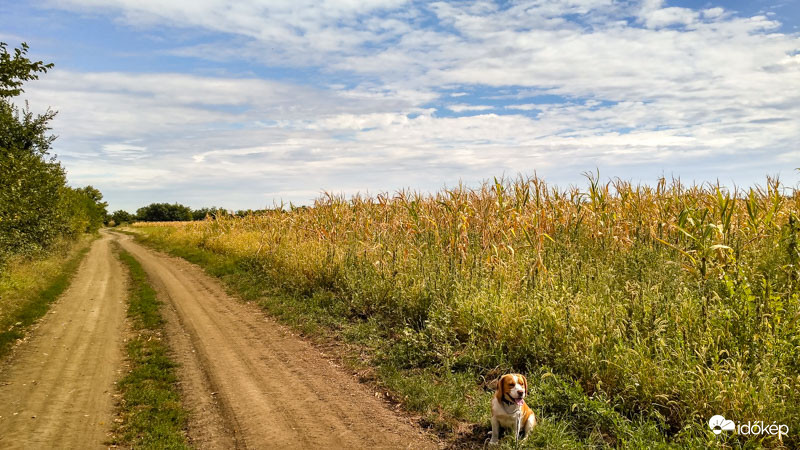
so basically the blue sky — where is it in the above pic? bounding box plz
[1,0,799,211]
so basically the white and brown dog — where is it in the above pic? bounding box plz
[488,373,536,445]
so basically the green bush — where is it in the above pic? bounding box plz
[109,210,133,226]
[135,203,192,222]
[0,42,107,264]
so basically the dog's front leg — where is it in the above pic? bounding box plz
[489,416,500,445]
[520,414,534,441]
[513,414,521,441]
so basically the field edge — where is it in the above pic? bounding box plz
[123,227,719,449]
[0,235,95,361]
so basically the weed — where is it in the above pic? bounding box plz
[111,246,188,449]
[0,236,92,360]
[132,175,800,448]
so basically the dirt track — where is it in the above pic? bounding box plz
[0,232,127,449]
[113,231,436,449]
[0,230,436,449]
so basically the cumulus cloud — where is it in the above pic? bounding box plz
[21,0,800,209]
[446,104,494,112]
[505,104,540,111]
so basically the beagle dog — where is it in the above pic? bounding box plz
[488,373,536,445]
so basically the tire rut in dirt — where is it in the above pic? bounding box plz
[114,232,436,450]
[0,232,127,449]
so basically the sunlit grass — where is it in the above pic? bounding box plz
[111,246,188,449]
[0,236,93,360]
[134,174,800,447]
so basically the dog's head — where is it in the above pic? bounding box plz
[497,373,527,406]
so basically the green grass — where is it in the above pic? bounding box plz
[128,175,800,449]
[129,227,730,448]
[111,246,189,449]
[0,236,93,360]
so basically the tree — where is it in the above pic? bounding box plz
[191,206,226,221]
[110,210,133,226]
[0,42,63,258]
[0,42,53,98]
[135,203,193,222]
[59,186,108,234]
[0,42,105,263]
[75,185,108,228]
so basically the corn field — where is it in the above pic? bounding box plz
[135,175,800,446]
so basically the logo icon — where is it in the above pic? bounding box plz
[709,415,736,435]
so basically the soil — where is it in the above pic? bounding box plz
[0,231,127,449]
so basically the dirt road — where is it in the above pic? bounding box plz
[0,229,435,449]
[0,232,127,449]
[113,232,436,449]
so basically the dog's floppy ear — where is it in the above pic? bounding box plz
[495,375,506,396]
[520,374,528,395]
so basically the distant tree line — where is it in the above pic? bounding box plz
[108,203,224,224]
[0,43,107,264]
[108,204,273,225]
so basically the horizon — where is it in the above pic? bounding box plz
[127,172,799,216]
[2,0,799,211]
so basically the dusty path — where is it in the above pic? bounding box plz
[113,232,436,449]
[0,231,127,449]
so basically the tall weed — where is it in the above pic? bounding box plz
[136,175,799,447]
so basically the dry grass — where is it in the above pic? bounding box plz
[0,235,93,359]
[135,174,800,447]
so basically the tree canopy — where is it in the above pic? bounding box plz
[109,210,133,225]
[135,203,193,222]
[0,42,106,264]
[0,42,53,99]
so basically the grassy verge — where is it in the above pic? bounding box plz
[0,236,93,360]
[129,227,732,449]
[111,245,189,449]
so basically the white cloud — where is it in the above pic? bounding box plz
[505,104,540,111]
[23,0,800,209]
[46,0,410,66]
[102,143,147,160]
[446,104,494,112]
[702,7,725,20]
